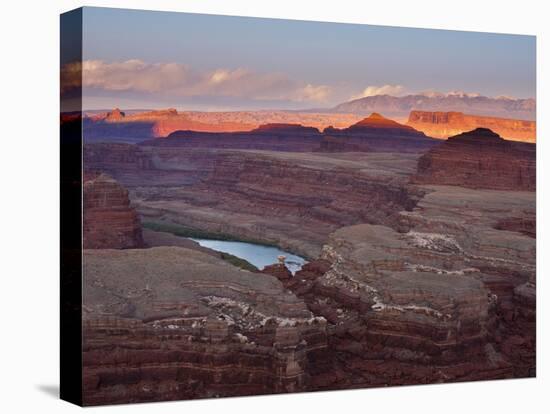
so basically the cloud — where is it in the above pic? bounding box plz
[350,84,405,100]
[82,60,191,93]
[61,59,331,104]
[60,61,83,94]
[347,86,491,101]
[293,84,332,102]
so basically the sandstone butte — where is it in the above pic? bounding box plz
[407,110,536,143]
[83,172,144,249]
[104,107,125,122]
[348,112,420,131]
[413,128,536,191]
[320,112,439,153]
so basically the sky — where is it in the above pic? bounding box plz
[70,7,536,110]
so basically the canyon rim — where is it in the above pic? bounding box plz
[60,6,536,406]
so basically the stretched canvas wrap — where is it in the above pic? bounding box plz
[60,6,536,406]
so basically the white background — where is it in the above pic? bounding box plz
[0,0,548,412]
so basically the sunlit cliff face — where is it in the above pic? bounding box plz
[407,111,536,142]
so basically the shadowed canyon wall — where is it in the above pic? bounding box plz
[413,128,536,191]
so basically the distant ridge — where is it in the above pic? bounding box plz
[332,94,535,120]
[251,123,320,134]
[141,122,323,152]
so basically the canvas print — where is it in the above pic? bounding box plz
[60,7,536,406]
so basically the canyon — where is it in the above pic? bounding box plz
[407,110,536,142]
[81,119,536,404]
[84,144,423,258]
[58,6,538,406]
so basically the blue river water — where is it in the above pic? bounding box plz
[189,238,307,274]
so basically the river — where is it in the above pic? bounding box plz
[189,238,307,274]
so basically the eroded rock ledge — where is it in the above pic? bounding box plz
[83,247,327,405]
[264,185,535,388]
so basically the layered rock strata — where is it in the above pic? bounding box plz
[397,186,536,378]
[407,110,536,142]
[494,213,536,238]
[81,137,535,401]
[84,144,423,257]
[264,185,536,388]
[413,128,536,191]
[82,247,327,405]
[83,173,144,249]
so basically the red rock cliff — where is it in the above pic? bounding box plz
[407,110,536,142]
[83,173,144,249]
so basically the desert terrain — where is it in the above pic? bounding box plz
[74,108,536,404]
[82,95,536,144]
